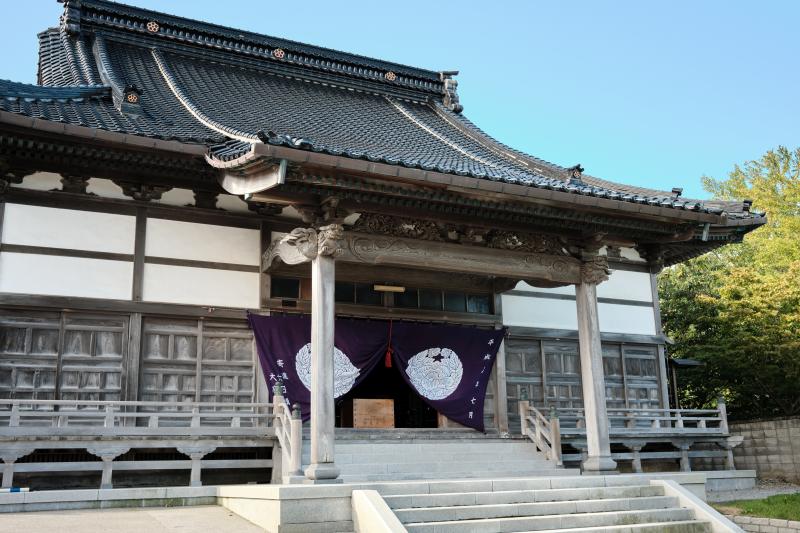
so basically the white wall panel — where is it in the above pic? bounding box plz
[511,281,575,296]
[86,178,128,200]
[156,188,195,207]
[597,270,653,302]
[1,204,135,254]
[216,194,251,213]
[145,218,259,265]
[503,293,657,336]
[0,252,132,300]
[501,294,578,330]
[598,303,657,335]
[142,263,259,308]
[619,247,645,262]
[13,172,62,191]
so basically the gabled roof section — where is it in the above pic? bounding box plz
[61,0,445,101]
[0,0,764,225]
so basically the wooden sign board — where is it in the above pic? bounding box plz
[353,399,395,429]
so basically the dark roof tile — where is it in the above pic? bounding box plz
[0,0,764,222]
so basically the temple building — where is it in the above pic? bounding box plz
[0,0,764,499]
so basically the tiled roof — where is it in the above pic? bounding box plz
[0,0,763,222]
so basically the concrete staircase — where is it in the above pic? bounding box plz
[377,477,713,532]
[302,430,571,482]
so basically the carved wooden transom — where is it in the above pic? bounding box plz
[351,213,570,256]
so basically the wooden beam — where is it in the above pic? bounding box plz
[335,232,581,285]
[132,208,146,301]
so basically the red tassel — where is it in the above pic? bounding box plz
[385,319,393,367]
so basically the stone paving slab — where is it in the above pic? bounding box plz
[0,505,264,533]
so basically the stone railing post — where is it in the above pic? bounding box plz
[549,406,562,465]
[290,403,303,476]
[104,405,115,428]
[519,400,530,437]
[87,445,130,490]
[717,397,729,434]
[575,255,616,473]
[0,446,34,489]
[630,444,643,473]
[9,403,20,427]
[177,444,217,487]
[677,442,692,472]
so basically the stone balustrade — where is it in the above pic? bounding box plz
[0,399,275,489]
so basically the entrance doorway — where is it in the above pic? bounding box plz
[335,362,438,428]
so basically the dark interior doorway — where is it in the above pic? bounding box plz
[335,362,438,428]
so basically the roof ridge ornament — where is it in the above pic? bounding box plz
[59,0,82,35]
[439,71,463,113]
[567,164,585,185]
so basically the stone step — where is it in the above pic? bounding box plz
[384,485,665,509]
[303,442,542,457]
[329,429,505,440]
[324,451,548,465]
[403,507,697,532]
[394,495,678,523]
[334,460,556,476]
[339,469,575,483]
[537,521,711,533]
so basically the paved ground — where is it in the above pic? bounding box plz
[0,505,264,533]
[708,479,800,503]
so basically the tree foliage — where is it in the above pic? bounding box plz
[659,147,800,420]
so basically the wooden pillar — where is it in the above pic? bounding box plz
[494,337,510,435]
[575,257,617,473]
[304,226,341,482]
[263,223,344,483]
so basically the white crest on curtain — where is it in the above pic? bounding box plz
[295,342,360,398]
[405,347,463,400]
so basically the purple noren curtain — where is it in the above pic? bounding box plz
[248,313,506,431]
[247,314,388,421]
[390,322,506,431]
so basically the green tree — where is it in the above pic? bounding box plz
[659,146,800,420]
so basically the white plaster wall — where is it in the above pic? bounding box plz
[0,252,133,300]
[619,247,645,262]
[502,294,656,335]
[1,203,136,254]
[501,294,578,330]
[157,188,195,207]
[86,178,128,200]
[511,281,575,296]
[11,172,62,191]
[216,194,251,213]
[511,270,652,302]
[145,218,260,265]
[598,302,657,335]
[597,270,653,302]
[142,263,259,308]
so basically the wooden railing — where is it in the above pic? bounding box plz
[0,399,273,435]
[519,400,562,465]
[554,401,729,436]
[0,398,275,489]
[272,384,304,483]
[520,398,739,473]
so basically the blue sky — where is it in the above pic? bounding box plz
[2,1,798,199]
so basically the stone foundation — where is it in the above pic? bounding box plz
[729,515,800,532]
[729,418,800,482]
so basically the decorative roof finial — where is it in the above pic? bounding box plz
[59,0,82,35]
[439,71,463,114]
[567,164,584,185]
